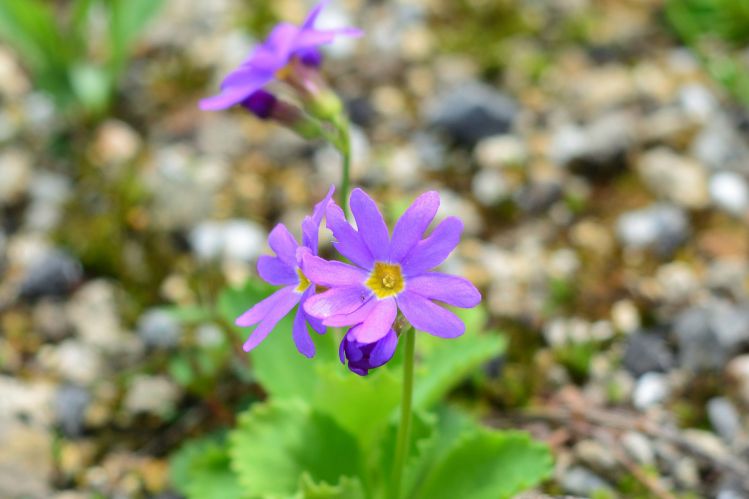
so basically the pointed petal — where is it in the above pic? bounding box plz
[389,191,440,262]
[401,217,462,276]
[292,307,315,358]
[301,0,329,29]
[257,255,297,286]
[350,188,390,261]
[199,81,268,111]
[302,185,335,250]
[303,286,372,319]
[268,223,299,267]
[351,298,396,343]
[302,253,367,287]
[326,202,373,268]
[235,287,287,327]
[369,329,398,367]
[406,273,481,308]
[241,287,300,351]
[397,291,464,338]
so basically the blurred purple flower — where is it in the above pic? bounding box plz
[200,0,361,111]
[303,188,481,346]
[340,327,398,376]
[235,186,334,357]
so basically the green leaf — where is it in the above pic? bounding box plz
[312,363,401,448]
[297,474,365,499]
[108,0,164,74]
[230,399,364,498]
[170,434,245,499]
[414,330,506,409]
[411,426,553,499]
[218,279,338,400]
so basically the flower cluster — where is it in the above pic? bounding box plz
[236,187,481,375]
[200,0,361,138]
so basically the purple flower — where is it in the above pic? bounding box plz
[199,1,361,111]
[303,189,481,345]
[340,327,398,376]
[235,186,335,357]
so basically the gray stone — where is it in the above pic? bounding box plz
[710,172,749,216]
[622,331,674,377]
[123,375,180,418]
[472,170,510,206]
[549,112,636,178]
[622,431,656,466]
[675,302,749,371]
[25,172,72,231]
[425,81,517,146]
[39,340,105,386]
[561,466,614,496]
[633,372,670,409]
[19,249,82,301]
[0,148,31,205]
[189,219,265,263]
[637,147,708,209]
[514,181,563,214]
[137,309,182,348]
[726,355,749,406]
[474,134,527,170]
[692,114,749,172]
[0,420,53,499]
[679,83,719,121]
[33,299,71,340]
[616,203,689,256]
[55,385,91,437]
[707,397,743,442]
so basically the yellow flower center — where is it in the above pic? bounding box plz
[365,262,405,299]
[296,268,311,293]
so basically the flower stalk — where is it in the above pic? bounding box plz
[391,326,415,499]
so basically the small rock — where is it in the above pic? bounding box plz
[679,84,719,121]
[692,114,749,171]
[189,219,265,263]
[611,299,641,334]
[622,331,673,377]
[19,249,82,301]
[726,355,749,407]
[137,309,182,349]
[622,431,655,466]
[474,134,527,169]
[123,375,180,418]
[656,262,700,305]
[472,170,510,206]
[710,172,749,216]
[707,397,743,442]
[673,457,700,490]
[683,429,731,462]
[637,147,708,209]
[55,385,91,437]
[0,148,32,205]
[561,466,614,496]
[674,306,723,371]
[633,372,670,409]
[39,340,105,386]
[616,203,689,256]
[0,376,54,426]
[24,172,73,231]
[91,120,142,165]
[33,299,71,340]
[0,421,53,498]
[514,181,563,214]
[575,439,618,470]
[549,111,636,177]
[425,81,517,146]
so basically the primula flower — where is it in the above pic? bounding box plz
[303,189,481,346]
[235,186,334,357]
[340,327,398,376]
[199,0,361,112]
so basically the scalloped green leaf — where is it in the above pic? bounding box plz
[218,279,338,400]
[230,399,364,497]
[169,434,245,499]
[297,473,366,499]
[312,363,401,448]
[411,428,553,499]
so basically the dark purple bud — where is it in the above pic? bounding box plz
[339,327,398,376]
[241,89,277,119]
[297,47,323,68]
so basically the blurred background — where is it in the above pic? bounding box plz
[1,0,749,497]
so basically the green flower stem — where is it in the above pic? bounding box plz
[337,119,351,217]
[391,326,415,499]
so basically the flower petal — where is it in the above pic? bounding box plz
[241,287,300,351]
[268,223,299,267]
[199,77,271,111]
[368,329,398,368]
[303,286,372,319]
[351,298,397,343]
[401,216,463,276]
[257,255,297,286]
[323,297,376,327]
[397,291,465,338]
[251,23,299,71]
[350,188,390,261]
[295,28,363,49]
[389,191,440,262]
[235,286,286,327]
[327,202,374,269]
[292,307,315,358]
[301,0,329,29]
[302,253,368,287]
[301,288,326,334]
[302,185,335,250]
[406,273,481,308]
